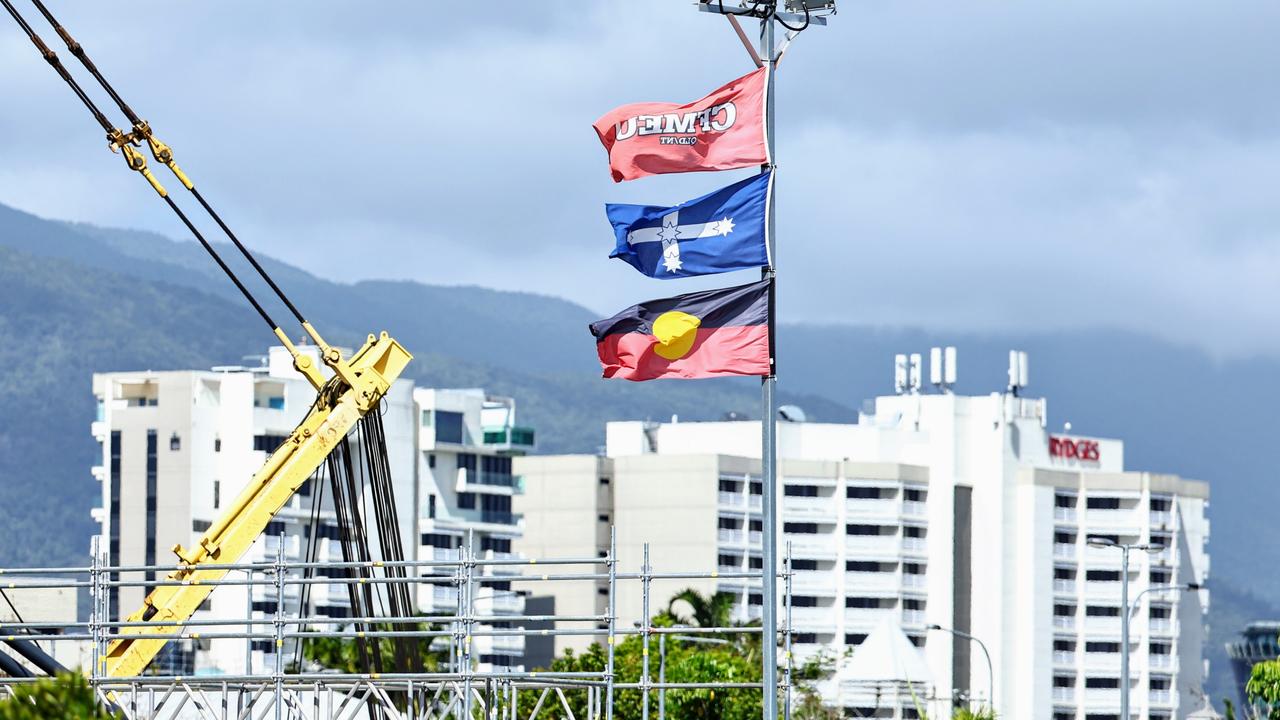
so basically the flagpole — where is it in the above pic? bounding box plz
[759,12,780,720]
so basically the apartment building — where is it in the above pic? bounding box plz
[515,354,1210,720]
[91,346,530,673]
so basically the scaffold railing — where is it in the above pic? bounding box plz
[0,531,796,720]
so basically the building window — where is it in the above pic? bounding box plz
[145,430,158,590]
[213,480,220,510]
[718,554,741,567]
[435,411,464,444]
[791,559,818,571]
[845,633,868,646]
[908,635,926,647]
[192,520,212,533]
[1055,531,1076,544]
[1054,604,1076,617]
[427,494,436,519]
[1151,568,1171,584]
[1086,570,1121,582]
[1150,642,1171,655]
[793,633,818,644]
[1149,606,1171,619]
[253,434,288,453]
[1054,567,1076,580]
[214,437,221,453]
[1055,493,1076,507]
[749,556,763,569]
[904,488,925,502]
[1054,640,1075,651]
[846,597,887,609]
[784,485,818,497]
[481,537,511,553]
[458,492,476,510]
[903,562,925,574]
[846,524,886,536]
[1085,642,1120,653]
[748,594,763,606]
[598,514,610,522]
[1151,497,1172,512]
[846,486,881,499]
[427,453,436,469]
[1084,678,1120,689]
[1053,675,1075,687]
[599,477,611,486]
[421,533,458,549]
[792,596,819,608]
[169,432,181,451]
[1086,497,1122,510]
[784,522,818,534]
[749,519,762,531]
[108,430,121,619]
[1085,606,1121,617]
[420,410,432,427]
[903,598,925,610]
[298,478,312,497]
[904,526,925,538]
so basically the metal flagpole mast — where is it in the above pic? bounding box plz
[759,12,780,720]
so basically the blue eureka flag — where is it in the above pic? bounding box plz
[606,170,771,279]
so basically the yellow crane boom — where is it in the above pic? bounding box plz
[102,330,412,678]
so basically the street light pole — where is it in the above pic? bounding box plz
[1087,536,1166,720]
[928,624,993,716]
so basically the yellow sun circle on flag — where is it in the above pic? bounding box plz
[652,311,701,360]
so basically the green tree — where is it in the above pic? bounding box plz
[299,621,446,673]
[1247,658,1280,719]
[0,673,120,720]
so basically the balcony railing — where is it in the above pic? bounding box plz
[1053,579,1076,595]
[1054,543,1077,559]
[902,610,926,627]
[1149,618,1174,634]
[1054,507,1077,522]
[784,496,837,519]
[1053,651,1076,666]
[902,537,928,553]
[718,528,745,544]
[792,571,838,592]
[844,535,900,555]
[1149,653,1175,670]
[718,491,745,507]
[480,511,519,526]
[1082,652,1121,671]
[846,571,899,593]
[1053,616,1076,630]
[1149,510,1173,527]
[903,573,927,590]
[1051,687,1076,702]
[1149,689,1174,706]
[482,426,535,447]
[846,498,900,518]
[902,500,927,518]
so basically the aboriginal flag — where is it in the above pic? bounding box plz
[589,279,772,381]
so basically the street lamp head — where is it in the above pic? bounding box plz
[927,623,943,631]
[1087,536,1118,548]
[1143,543,1166,554]
[1186,582,1202,591]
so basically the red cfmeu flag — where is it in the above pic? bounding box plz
[593,67,770,183]
[589,279,772,381]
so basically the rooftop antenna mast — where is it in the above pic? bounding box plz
[695,3,836,719]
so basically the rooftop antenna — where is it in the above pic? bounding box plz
[894,354,908,395]
[930,346,958,393]
[908,353,922,395]
[1008,350,1029,397]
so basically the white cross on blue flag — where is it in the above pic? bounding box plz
[606,170,771,279]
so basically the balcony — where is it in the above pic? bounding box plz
[1054,543,1077,560]
[1149,619,1175,635]
[718,491,745,508]
[790,606,832,629]
[748,530,763,545]
[1052,687,1076,703]
[748,495,762,511]
[1054,507,1078,523]
[718,528,745,545]
[1053,579,1076,595]
[1149,690,1174,706]
[1149,654,1175,670]
[902,500,927,518]
[787,537,837,559]
[844,607,899,627]
[479,510,521,527]
[846,498,900,519]
[846,571,900,593]
[844,534,900,556]
[902,537,928,554]
[1053,651,1076,667]
[792,570,838,593]
[482,425,535,449]
[1149,510,1173,527]
[1083,616,1122,634]
[1083,688,1121,706]
[1082,653,1121,671]
[1084,581,1123,601]
[902,573,927,590]
[475,591,523,615]
[1053,616,1076,631]
[476,632,525,654]
[1084,508,1143,530]
[784,496,838,520]
[902,610,926,627]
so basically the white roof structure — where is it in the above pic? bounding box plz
[838,621,934,685]
[1186,698,1223,719]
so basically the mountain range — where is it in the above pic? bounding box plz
[0,200,1274,702]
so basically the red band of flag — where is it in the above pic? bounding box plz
[589,279,772,381]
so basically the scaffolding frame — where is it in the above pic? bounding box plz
[0,531,795,719]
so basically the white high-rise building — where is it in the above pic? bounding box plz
[91,347,529,673]
[515,353,1210,720]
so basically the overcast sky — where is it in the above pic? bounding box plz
[3,1,1280,356]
